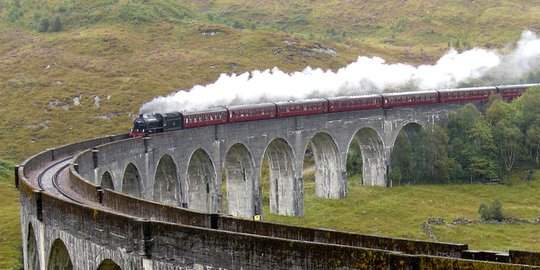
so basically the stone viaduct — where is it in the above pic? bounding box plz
[17,99,540,269]
[79,103,460,219]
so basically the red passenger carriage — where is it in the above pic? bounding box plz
[327,94,383,112]
[183,108,228,128]
[275,98,328,118]
[381,90,439,108]
[227,103,277,123]
[438,86,497,103]
[496,84,531,100]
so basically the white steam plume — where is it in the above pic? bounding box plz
[140,31,540,114]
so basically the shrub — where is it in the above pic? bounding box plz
[478,199,505,221]
[232,21,244,29]
[118,2,154,25]
[8,7,22,22]
[38,18,50,32]
[51,15,62,32]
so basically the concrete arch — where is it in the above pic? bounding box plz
[122,163,142,197]
[263,138,300,216]
[349,127,386,186]
[101,171,114,190]
[307,132,345,199]
[153,154,180,206]
[187,148,216,212]
[47,238,73,270]
[27,223,40,270]
[97,259,122,270]
[223,143,255,218]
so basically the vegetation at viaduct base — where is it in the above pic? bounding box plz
[2,0,540,268]
[388,88,540,186]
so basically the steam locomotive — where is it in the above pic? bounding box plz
[130,84,537,137]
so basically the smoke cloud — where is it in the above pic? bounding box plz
[140,31,540,114]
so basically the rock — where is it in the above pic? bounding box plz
[427,218,447,224]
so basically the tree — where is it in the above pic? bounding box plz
[494,119,523,171]
[526,124,540,166]
[519,87,540,129]
[391,132,413,184]
[446,104,499,181]
[515,87,540,166]
[486,98,510,126]
[428,126,452,183]
[464,119,498,180]
[346,139,363,176]
[38,17,50,32]
[468,155,498,181]
[51,15,62,32]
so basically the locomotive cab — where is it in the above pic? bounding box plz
[129,114,164,137]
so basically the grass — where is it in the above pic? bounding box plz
[1,1,540,267]
[1,1,540,163]
[263,173,540,252]
[0,22,364,163]
[0,177,21,269]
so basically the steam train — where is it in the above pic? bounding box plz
[129,84,538,137]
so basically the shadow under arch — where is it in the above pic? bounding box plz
[47,238,72,270]
[306,132,345,199]
[262,138,299,216]
[153,154,180,206]
[223,143,255,218]
[27,223,40,270]
[348,127,386,186]
[187,148,216,212]
[97,259,122,270]
[122,163,142,197]
[101,171,114,190]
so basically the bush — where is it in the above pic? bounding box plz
[51,15,62,32]
[478,199,505,221]
[8,7,22,22]
[118,2,154,25]
[38,17,50,32]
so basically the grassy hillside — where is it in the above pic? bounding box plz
[2,1,540,268]
[0,1,370,162]
[2,0,540,162]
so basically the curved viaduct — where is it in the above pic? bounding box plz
[82,103,453,218]
[17,100,540,269]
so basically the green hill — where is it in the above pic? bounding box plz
[2,0,540,161]
[2,1,540,268]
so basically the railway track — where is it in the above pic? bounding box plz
[36,156,84,204]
